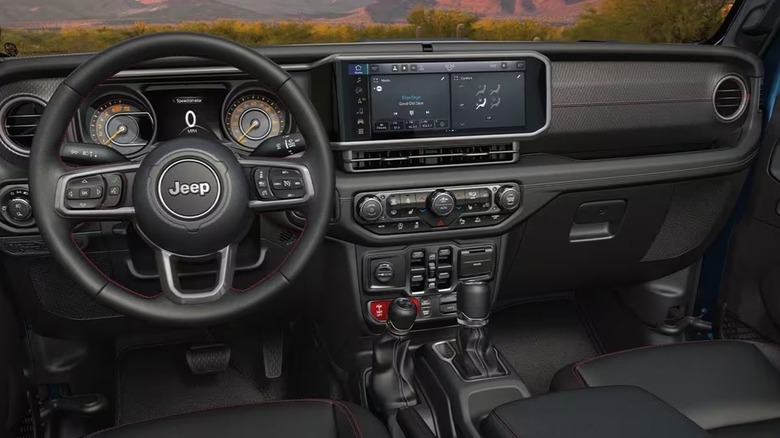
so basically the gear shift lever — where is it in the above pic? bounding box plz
[370,297,418,411]
[453,281,505,379]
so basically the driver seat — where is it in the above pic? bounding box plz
[87,399,390,438]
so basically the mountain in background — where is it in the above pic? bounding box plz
[364,0,597,23]
[1,0,601,28]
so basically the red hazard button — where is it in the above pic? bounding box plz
[368,300,392,322]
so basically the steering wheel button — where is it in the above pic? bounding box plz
[253,167,271,194]
[101,173,124,208]
[271,177,303,190]
[258,188,275,200]
[78,188,91,198]
[278,189,305,199]
[67,199,101,210]
[270,168,301,179]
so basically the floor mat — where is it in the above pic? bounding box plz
[116,344,280,425]
[115,324,345,426]
[490,298,600,395]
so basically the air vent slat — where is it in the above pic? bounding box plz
[344,143,518,172]
[1,97,46,157]
[714,76,747,122]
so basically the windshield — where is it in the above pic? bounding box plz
[0,0,734,57]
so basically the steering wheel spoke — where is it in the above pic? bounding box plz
[240,156,315,214]
[54,162,139,220]
[154,243,237,305]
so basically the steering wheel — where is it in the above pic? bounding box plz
[29,33,334,326]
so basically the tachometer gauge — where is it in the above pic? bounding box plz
[89,97,155,156]
[224,93,288,149]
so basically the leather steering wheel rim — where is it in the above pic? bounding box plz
[29,32,334,326]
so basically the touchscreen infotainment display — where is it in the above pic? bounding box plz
[338,58,545,143]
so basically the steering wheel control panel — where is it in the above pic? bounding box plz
[354,183,521,235]
[0,184,35,229]
[363,243,495,323]
[63,173,125,210]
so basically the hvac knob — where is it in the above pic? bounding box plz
[496,186,521,211]
[358,196,384,221]
[428,191,456,216]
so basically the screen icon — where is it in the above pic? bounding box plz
[349,64,367,75]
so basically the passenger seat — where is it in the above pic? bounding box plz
[550,340,780,436]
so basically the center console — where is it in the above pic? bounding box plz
[362,241,497,324]
[339,52,550,438]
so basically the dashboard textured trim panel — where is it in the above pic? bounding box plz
[522,61,746,155]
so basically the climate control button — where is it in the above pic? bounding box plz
[358,196,384,221]
[428,191,455,216]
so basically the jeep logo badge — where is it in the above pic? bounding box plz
[168,181,211,196]
[158,159,221,220]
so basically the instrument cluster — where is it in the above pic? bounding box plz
[79,83,292,158]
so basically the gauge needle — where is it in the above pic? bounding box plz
[237,119,260,143]
[103,125,126,146]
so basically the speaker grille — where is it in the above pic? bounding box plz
[642,178,733,262]
[29,256,118,320]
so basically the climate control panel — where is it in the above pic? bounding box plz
[354,183,521,234]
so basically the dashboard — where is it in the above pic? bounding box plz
[0,40,764,333]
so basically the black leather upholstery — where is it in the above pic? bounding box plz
[551,340,780,435]
[370,331,417,411]
[88,400,390,438]
[483,386,710,438]
[453,326,505,380]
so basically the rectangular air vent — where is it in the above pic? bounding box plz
[342,143,518,172]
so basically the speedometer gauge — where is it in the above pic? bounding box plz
[224,93,288,149]
[89,97,154,156]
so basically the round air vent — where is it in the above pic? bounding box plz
[0,96,46,157]
[713,75,748,122]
